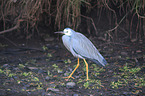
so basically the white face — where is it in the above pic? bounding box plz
[63,28,72,36]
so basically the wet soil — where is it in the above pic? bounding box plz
[0,37,145,96]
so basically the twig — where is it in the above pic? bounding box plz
[0,19,24,34]
[1,0,5,30]
[106,10,130,32]
[104,0,117,32]
[80,14,98,34]
[118,26,129,39]
[134,58,140,65]
[136,11,145,18]
[0,36,17,46]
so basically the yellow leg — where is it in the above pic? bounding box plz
[64,58,80,80]
[83,59,89,81]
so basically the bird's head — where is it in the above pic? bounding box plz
[55,28,75,36]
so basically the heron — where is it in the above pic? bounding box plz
[55,28,107,81]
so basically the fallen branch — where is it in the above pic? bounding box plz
[0,19,24,35]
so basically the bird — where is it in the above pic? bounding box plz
[55,28,107,81]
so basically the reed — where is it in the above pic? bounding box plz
[0,0,144,40]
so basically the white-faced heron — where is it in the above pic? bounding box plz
[55,28,107,81]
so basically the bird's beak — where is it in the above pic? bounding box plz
[54,31,64,34]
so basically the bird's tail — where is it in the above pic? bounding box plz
[91,59,107,67]
[90,53,107,67]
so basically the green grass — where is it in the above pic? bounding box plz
[111,64,145,89]
[0,66,43,92]
[0,43,8,47]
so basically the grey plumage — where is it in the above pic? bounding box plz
[57,28,107,66]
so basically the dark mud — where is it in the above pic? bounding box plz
[0,37,145,96]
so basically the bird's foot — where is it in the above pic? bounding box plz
[63,76,74,81]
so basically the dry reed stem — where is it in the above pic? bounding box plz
[0,0,144,41]
[0,19,24,34]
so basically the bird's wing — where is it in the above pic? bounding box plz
[72,32,98,58]
[72,32,107,66]
[62,35,71,52]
